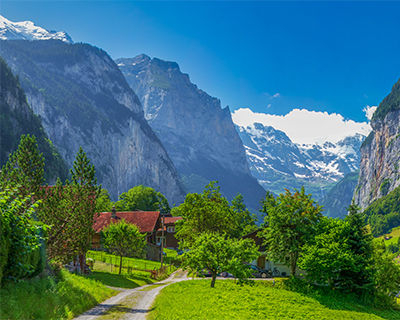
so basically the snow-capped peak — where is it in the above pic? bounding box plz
[0,15,73,43]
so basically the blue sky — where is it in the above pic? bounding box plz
[2,1,400,123]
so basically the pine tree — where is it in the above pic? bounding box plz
[0,134,44,199]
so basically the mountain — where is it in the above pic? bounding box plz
[354,77,400,210]
[236,122,364,199]
[319,171,359,218]
[0,15,72,43]
[0,40,185,205]
[116,55,266,212]
[0,56,69,182]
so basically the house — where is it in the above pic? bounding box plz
[242,229,303,276]
[92,207,162,261]
[155,216,182,249]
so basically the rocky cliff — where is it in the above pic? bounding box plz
[0,56,68,182]
[0,40,185,204]
[116,55,266,211]
[354,78,400,210]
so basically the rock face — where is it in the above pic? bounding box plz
[0,40,185,204]
[0,56,69,182]
[117,55,266,211]
[354,78,400,210]
[320,171,359,218]
[236,122,364,199]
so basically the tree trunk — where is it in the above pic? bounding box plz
[119,255,123,275]
[290,253,298,276]
[211,273,217,288]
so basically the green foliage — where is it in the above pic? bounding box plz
[175,182,238,247]
[0,268,117,320]
[260,187,323,276]
[372,240,400,302]
[231,193,258,237]
[0,57,69,182]
[0,134,44,199]
[38,147,100,266]
[371,77,400,122]
[115,185,170,214]
[363,185,400,236]
[95,188,114,213]
[380,178,391,196]
[102,219,147,274]
[361,131,375,148]
[180,232,259,287]
[148,280,399,320]
[0,189,44,283]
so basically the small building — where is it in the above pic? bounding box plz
[156,216,182,249]
[242,229,303,276]
[92,208,162,261]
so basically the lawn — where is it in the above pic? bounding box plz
[0,269,117,320]
[147,280,400,320]
[378,226,400,246]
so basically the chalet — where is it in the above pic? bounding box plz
[92,207,162,261]
[156,216,182,249]
[242,229,303,276]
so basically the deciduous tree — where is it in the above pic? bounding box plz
[102,219,146,274]
[260,187,323,276]
[180,232,259,288]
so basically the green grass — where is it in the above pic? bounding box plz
[378,226,400,246]
[0,269,117,320]
[147,280,400,320]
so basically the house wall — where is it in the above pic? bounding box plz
[251,253,305,276]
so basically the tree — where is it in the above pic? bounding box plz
[0,188,44,283]
[231,193,258,238]
[339,200,374,292]
[115,185,170,214]
[175,182,238,247]
[298,217,360,288]
[96,189,114,213]
[180,232,259,288]
[102,219,146,274]
[38,147,100,271]
[260,187,323,276]
[0,134,44,200]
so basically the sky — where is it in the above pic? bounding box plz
[2,1,400,142]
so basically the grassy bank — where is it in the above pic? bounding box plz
[148,280,400,320]
[0,269,117,320]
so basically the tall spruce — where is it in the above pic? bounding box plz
[0,134,44,199]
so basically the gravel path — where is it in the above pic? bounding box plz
[74,270,189,320]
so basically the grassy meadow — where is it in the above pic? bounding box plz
[0,269,117,320]
[378,226,400,246]
[148,280,400,320]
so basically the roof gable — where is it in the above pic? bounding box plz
[93,211,160,233]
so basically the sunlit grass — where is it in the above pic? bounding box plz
[0,269,117,320]
[148,280,400,320]
[378,226,400,246]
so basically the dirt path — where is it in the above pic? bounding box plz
[74,270,189,320]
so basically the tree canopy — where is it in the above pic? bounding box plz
[115,185,170,214]
[260,187,323,276]
[102,219,146,274]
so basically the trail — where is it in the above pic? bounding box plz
[74,270,189,320]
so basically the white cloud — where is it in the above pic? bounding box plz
[272,93,280,99]
[363,105,377,121]
[232,108,372,145]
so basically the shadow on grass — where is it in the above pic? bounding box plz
[272,277,400,320]
[87,272,143,289]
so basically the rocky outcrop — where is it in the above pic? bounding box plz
[0,40,185,205]
[320,171,359,218]
[117,55,266,211]
[354,107,400,210]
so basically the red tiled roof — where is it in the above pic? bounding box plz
[93,211,160,233]
[164,217,182,225]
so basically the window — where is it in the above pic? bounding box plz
[167,226,175,233]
